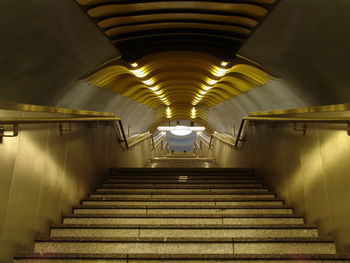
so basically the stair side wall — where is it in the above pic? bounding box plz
[0,110,153,263]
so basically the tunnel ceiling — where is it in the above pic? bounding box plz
[76,0,278,121]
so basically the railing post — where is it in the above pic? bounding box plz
[117,120,128,149]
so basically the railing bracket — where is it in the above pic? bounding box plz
[0,124,19,143]
[294,122,307,136]
[59,122,72,135]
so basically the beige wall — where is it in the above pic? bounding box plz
[205,114,350,253]
[0,109,154,263]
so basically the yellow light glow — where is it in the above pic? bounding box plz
[166,107,171,118]
[203,86,212,91]
[213,67,229,77]
[142,79,154,86]
[154,90,162,95]
[131,62,138,68]
[130,68,147,78]
[197,94,204,98]
[149,86,159,91]
[207,79,218,85]
[191,107,196,119]
[221,61,228,67]
[199,90,207,95]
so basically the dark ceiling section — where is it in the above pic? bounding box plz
[75,0,279,61]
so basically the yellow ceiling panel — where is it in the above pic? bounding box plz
[82,51,276,120]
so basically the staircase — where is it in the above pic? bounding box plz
[15,168,350,262]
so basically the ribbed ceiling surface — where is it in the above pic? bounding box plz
[76,0,279,122]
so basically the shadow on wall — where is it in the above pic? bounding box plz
[56,81,155,133]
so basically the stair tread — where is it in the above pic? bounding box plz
[74,205,292,209]
[97,186,267,189]
[35,236,334,242]
[53,224,316,229]
[15,252,350,260]
[90,191,275,195]
[83,198,283,202]
[64,213,303,218]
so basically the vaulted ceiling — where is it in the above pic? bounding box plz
[76,0,279,122]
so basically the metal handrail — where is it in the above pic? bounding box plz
[0,116,136,149]
[151,132,166,149]
[196,131,212,149]
[231,116,350,148]
[0,117,120,124]
[212,132,235,147]
[127,132,152,148]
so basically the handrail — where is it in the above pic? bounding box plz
[151,132,166,149]
[212,132,235,147]
[232,116,350,148]
[0,117,120,124]
[196,131,212,149]
[242,116,350,123]
[127,132,151,148]
[0,116,133,148]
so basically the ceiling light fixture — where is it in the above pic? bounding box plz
[158,125,205,136]
[213,67,230,77]
[221,61,228,67]
[207,79,218,85]
[142,79,154,86]
[166,107,171,119]
[130,68,147,78]
[131,62,138,68]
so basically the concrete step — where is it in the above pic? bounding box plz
[63,214,305,225]
[94,189,270,193]
[110,168,254,177]
[81,200,284,207]
[101,184,265,189]
[89,193,276,199]
[32,237,336,255]
[50,224,318,238]
[73,205,293,215]
[100,184,266,190]
[109,176,256,181]
[14,253,350,263]
[106,179,260,184]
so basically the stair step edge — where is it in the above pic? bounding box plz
[14,253,350,260]
[34,236,334,243]
[63,213,304,218]
[52,224,317,229]
[73,205,292,209]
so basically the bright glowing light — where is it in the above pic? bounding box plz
[158,125,205,136]
[142,79,154,86]
[131,62,138,68]
[154,90,162,95]
[191,107,196,119]
[221,61,228,67]
[166,107,171,118]
[197,94,204,98]
[203,86,212,91]
[149,86,159,91]
[207,79,217,85]
[130,68,147,78]
[213,67,229,77]
[199,90,207,95]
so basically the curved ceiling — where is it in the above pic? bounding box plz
[83,51,275,121]
[75,0,279,61]
[76,0,279,123]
